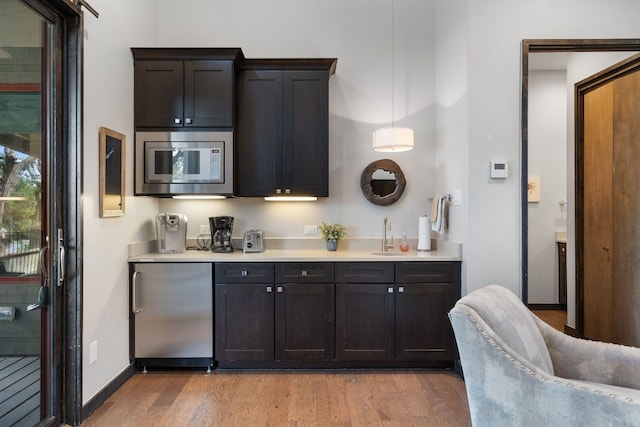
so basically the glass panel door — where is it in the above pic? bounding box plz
[0,0,50,425]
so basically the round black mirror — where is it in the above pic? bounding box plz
[360,159,406,206]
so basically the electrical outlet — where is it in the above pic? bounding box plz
[199,225,209,235]
[304,225,318,235]
[89,340,98,365]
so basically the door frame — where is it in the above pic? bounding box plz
[520,39,640,314]
[20,0,84,425]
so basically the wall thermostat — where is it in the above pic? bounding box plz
[490,161,508,179]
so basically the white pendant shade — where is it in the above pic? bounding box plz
[372,127,414,152]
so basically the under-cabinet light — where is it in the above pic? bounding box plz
[172,195,226,200]
[264,196,318,202]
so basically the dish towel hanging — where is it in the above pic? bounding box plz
[430,194,448,233]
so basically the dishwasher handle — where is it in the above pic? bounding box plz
[132,271,142,314]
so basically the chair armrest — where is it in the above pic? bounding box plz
[534,315,640,389]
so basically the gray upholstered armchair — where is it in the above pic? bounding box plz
[449,285,640,426]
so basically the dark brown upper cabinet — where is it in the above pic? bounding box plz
[131,48,243,129]
[236,59,337,197]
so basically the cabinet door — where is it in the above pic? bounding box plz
[215,283,274,362]
[335,283,394,360]
[275,283,334,361]
[184,60,233,128]
[134,60,184,128]
[236,70,284,196]
[395,283,457,361]
[283,71,329,196]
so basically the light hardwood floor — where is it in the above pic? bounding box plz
[81,312,568,426]
[82,370,471,427]
[531,309,567,332]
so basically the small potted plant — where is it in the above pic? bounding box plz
[319,221,347,251]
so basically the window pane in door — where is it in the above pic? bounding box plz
[0,0,46,425]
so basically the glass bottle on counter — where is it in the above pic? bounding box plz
[400,232,409,252]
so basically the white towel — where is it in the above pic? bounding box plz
[430,194,448,233]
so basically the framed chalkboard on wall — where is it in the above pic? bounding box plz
[99,127,126,217]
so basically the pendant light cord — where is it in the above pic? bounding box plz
[391,0,396,128]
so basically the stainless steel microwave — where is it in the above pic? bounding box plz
[135,131,233,196]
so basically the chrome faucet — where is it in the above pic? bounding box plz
[382,217,394,252]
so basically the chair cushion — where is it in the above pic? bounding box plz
[456,285,554,374]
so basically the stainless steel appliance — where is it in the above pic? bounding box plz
[156,213,187,253]
[243,229,264,253]
[135,131,233,196]
[210,216,234,253]
[131,263,213,370]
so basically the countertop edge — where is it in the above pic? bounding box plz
[127,249,462,263]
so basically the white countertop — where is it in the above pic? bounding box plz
[128,238,462,263]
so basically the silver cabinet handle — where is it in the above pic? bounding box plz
[132,271,142,314]
[277,286,283,293]
[275,188,282,194]
[267,286,273,293]
[174,118,181,124]
[388,287,394,293]
[185,118,192,124]
[242,270,248,276]
[301,270,308,277]
[285,188,291,194]
[398,286,405,293]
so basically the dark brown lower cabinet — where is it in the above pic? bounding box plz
[335,283,395,360]
[395,283,458,361]
[275,283,334,361]
[215,261,460,368]
[215,262,334,365]
[215,282,274,362]
[395,262,460,362]
[334,262,459,363]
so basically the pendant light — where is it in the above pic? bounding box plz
[373,0,414,152]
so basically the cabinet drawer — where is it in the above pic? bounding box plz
[335,262,394,283]
[275,263,334,283]
[396,262,458,283]
[215,263,274,284]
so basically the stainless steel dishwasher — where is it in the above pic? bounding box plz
[131,262,213,370]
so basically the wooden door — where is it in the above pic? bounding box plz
[579,55,640,346]
[582,83,614,342]
[611,70,640,346]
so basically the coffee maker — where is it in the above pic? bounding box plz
[156,213,187,253]
[210,216,234,253]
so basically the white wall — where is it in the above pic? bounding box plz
[528,70,567,304]
[434,0,469,291]
[82,0,159,404]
